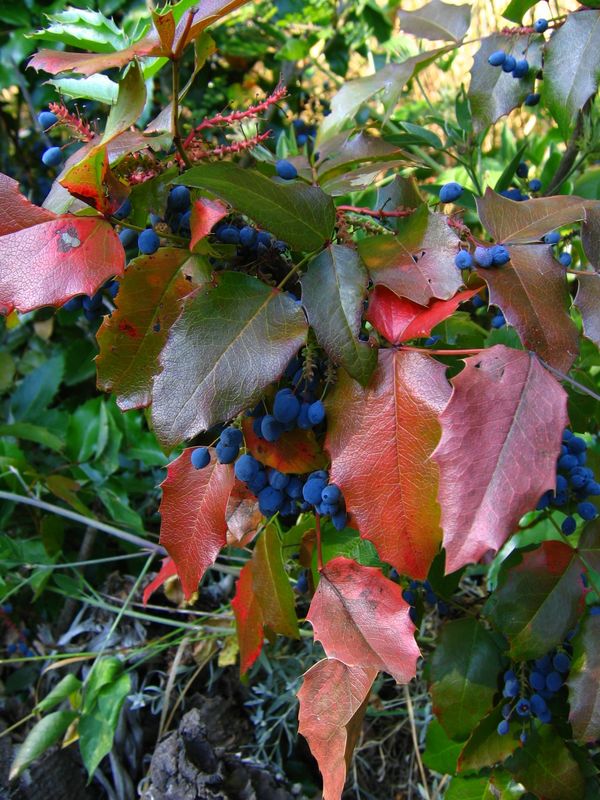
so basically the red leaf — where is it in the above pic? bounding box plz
[142,557,178,605]
[433,346,568,573]
[307,556,420,682]
[60,145,129,215]
[190,197,227,250]
[298,658,376,800]
[0,173,55,234]
[575,273,600,349]
[231,561,264,674]
[0,206,124,314]
[366,284,479,344]
[226,480,262,546]
[158,447,235,599]
[29,37,163,77]
[242,416,328,474]
[326,349,450,578]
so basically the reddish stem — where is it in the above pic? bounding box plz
[336,205,413,219]
[315,514,324,572]
[399,345,484,356]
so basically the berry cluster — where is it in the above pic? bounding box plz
[119,186,192,256]
[38,109,63,168]
[536,429,599,533]
[62,279,119,321]
[454,244,510,270]
[1,603,35,658]
[402,579,449,623]
[293,118,317,147]
[487,50,530,80]
[498,642,571,740]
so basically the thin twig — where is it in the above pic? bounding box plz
[403,685,431,800]
[337,205,413,219]
[399,346,484,356]
[537,359,600,404]
[171,59,192,169]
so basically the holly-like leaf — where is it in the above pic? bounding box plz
[568,615,600,742]
[506,726,585,800]
[297,658,376,800]
[423,719,462,775]
[101,60,146,145]
[226,481,262,546]
[190,197,227,250]
[0,173,55,234]
[502,0,539,23]
[142,556,178,605]
[241,417,327,474]
[175,163,336,252]
[398,0,471,42]
[542,10,600,139]
[158,448,235,598]
[326,349,450,578]
[252,523,299,638]
[365,284,479,344]
[476,188,595,244]
[358,207,462,305]
[433,346,568,573]
[151,272,308,447]
[476,245,579,372]
[306,556,420,682]
[444,772,522,800]
[96,249,205,411]
[485,542,585,661]
[581,206,600,270]
[301,245,377,386]
[468,33,542,133]
[231,561,264,674]
[458,703,521,772]
[28,8,127,53]
[0,196,124,314]
[60,145,129,215]
[574,274,600,348]
[430,618,506,741]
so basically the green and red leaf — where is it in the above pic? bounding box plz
[252,524,299,638]
[242,417,328,474]
[190,197,227,250]
[231,561,264,675]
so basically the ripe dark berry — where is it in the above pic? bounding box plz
[530,693,548,717]
[524,93,541,107]
[546,671,563,692]
[268,468,290,491]
[261,415,283,442]
[534,18,548,33]
[503,679,519,698]
[488,50,506,67]
[332,510,348,530]
[512,59,529,79]
[455,250,473,269]
[215,442,239,463]
[286,476,303,498]
[501,55,517,73]
[516,162,529,178]
[491,312,506,329]
[234,453,260,482]
[497,720,510,735]
[322,484,341,505]
[577,501,597,521]
[38,110,58,129]
[561,516,577,536]
[221,427,243,447]
[42,146,63,167]
[303,478,327,505]
[474,246,494,268]
[491,245,510,265]
[439,182,463,203]
[275,159,298,180]
[239,226,257,247]
[258,486,284,516]
[544,231,561,245]
[558,251,572,267]
[516,699,530,717]
[191,447,210,469]
[472,294,485,309]
[307,400,326,426]
[273,389,300,423]
[63,296,83,312]
[119,228,138,249]
[138,229,160,254]
[530,671,545,691]
[217,226,240,244]
[114,198,132,220]
[529,178,542,192]
[248,469,268,494]
[553,652,571,673]
[168,185,191,212]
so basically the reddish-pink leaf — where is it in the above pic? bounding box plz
[0,173,55,234]
[0,213,124,314]
[574,273,600,349]
[242,417,328,474]
[29,37,163,77]
[477,245,579,372]
[60,145,129,215]
[231,561,264,674]
[142,557,178,605]
[158,447,235,599]
[226,480,262,546]
[365,284,479,344]
[307,556,420,682]
[298,658,376,800]
[326,349,450,578]
[433,346,568,573]
[190,197,227,250]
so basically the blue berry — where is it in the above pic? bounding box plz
[556,475,568,492]
[561,516,577,536]
[568,436,587,454]
[234,453,260,482]
[516,699,530,717]
[578,502,597,521]
[503,679,519,698]
[586,481,600,496]
[83,293,102,311]
[491,245,510,265]
[535,655,552,673]
[191,447,211,469]
[217,226,240,244]
[525,93,541,107]
[488,50,507,67]
[273,389,300,424]
[559,252,572,267]
[322,484,341,505]
[42,146,63,167]
[295,571,308,593]
[258,486,284,516]
[63,296,83,312]
[530,671,546,691]
[1,603,13,614]
[261,415,283,442]
[297,403,312,429]
[402,589,417,605]
[504,669,517,682]
[538,707,552,724]
[286,476,304,498]
[332,510,348,530]
[502,55,517,73]
[221,427,243,447]
[474,246,494,268]
[512,59,529,79]
[248,469,268,494]
[119,227,138,249]
[138,229,160,254]
[38,110,58,129]
[168,185,191,212]
[491,312,506,329]
[545,671,563,692]
[534,18,548,33]
[268,468,290,491]
[257,231,272,247]
[303,478,327,505]
[502,703,512,719]
[455,250,473,269]
[516,162,529,178]
[530,693,548,717]
[563,429,574,441]
[215,442,239,464]
[536,491,552,510]
[529,179,542,192]
[558,454,578,471]
[439,182,463,203]
[497,720,510,735]
[307,400,326,426]
[275,159,298,180]
[472,295,485,309]
[500,188,523,201]
[553,652,570,673]
[544,231,561,245]
[239,226,257,248]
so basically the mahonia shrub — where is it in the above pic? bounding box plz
[3,0,600,797]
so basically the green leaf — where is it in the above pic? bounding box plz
[542,10,600,139]
[484,541,584,661]
[429,618,506,741]
[301,245,376,386]
[506,726,585,800]
[175,163,335,252]
[568,615,600,742]
[468,33,543,133]
[458,703,520,772]
[9,710,77,780]
[494,142,528,193]
[83,657,124,714]
[445,772,524,800]
[397,121,443,149]
[10,355,64,422]
[423,718,462,774]
[66,397,109,463]
[36,674,82,713]
[48,75,119,105]
[0,351,15,393]
[0,423,63,452]
[252,524,299,638]
[502,0,538,24]
[151,272,308,447]
[79,672,131,777]
[101,60,146,145]
[28,8,126,53]
[398,0,471,43]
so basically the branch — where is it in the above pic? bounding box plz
[543,107,587,196]
[336,205,413,219]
